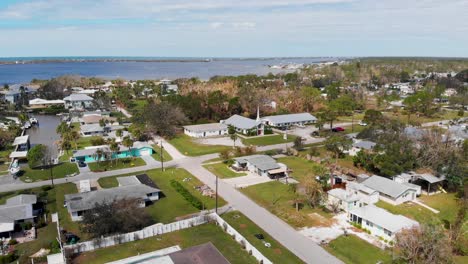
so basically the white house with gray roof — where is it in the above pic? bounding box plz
[64,176,160,221]
[349,205,418,241]
[221,114,264,136]
[232,154,287,178]
[183,123,228,138]
[0,194,39,238]
[346,140,377,156]
[261,113,317,128]
[63,94,94,110]
[361,176,418,205]
[327,188,361,212]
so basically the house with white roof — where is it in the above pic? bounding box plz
[346,181,380,205]
[0,194,39,238]
[80,124,124,137]
[327,188,361,212]
[1,84,38,104]
[64,175,160,221]
[346,140,377,156]
[348,205,418,241]
[9,135,30,159]
[63,94,94,110]
[183,123,228,138]
[232,154,287,178]
[261,113,317,128]
[28,98,65,109]
[361,176,418,205]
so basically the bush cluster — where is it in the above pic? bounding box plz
[170,180,203,210]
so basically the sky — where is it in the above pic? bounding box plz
[0,0,467,58]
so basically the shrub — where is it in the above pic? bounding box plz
[90,137,106,146]
[0,253,17,264]
[20,222,33,230]
[8,239,17,245]
[170,180,203,210]
[41,185,53,192]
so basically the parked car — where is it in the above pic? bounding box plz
[311,131,320,137]
[78,161,87,168]
[358,121,367,126]
[332,127,345,132]
[64,233,80,243]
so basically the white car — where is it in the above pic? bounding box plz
[358,121,368,126]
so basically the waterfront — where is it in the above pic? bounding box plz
[0,57,340,84]
[25,115,61,159]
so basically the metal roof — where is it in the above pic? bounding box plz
[183,123,228,133]
[63,94,93,101]
[349,205,418,233]
[362,176,417,198]
[353,140,376,150]
[80,124,104,133]
[234,154,280,171]
[5,194,37,206]
[13,135,29,146]
[117,176,141,186]
[262,113,317,124]
[223,115,259,129]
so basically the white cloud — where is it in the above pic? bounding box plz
[232,22,256,29]
[210,22,223,29]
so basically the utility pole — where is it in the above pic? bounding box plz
[160,140,164,172]
[215,174,218,214]
[50,157,54,187]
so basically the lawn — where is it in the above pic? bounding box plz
[418,193,465,225]
[14,224,60,263]
[384,109,461,124]
[0,148,13,172]
[151,145,173,162]
[277,156,325,183]
[241,134,297,146]
[375,200,439,225]
[324,235,392,264]
[20,162,79,182]
[73,223,257,264]
[241,181,333,228]
[222,211,303,263]
[97,168,226,223]
[87,157,146,172]
[203,162,247,178]
[76,136,102,149]
[169,134,230,156]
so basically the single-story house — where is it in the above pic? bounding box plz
[327,188,361,212]
[183,123,228,138]
[346,181,380,205]
[80,124,124,137]
[361,176,418,205]
[394,171,443,195]
[28,98,65,108]
[349,205,418,241]
[232,154,287,178]
[63,94,94,110]
[0,195,39,238]
[64,176,160,221]
[79,114,117,125]
[73,141,153,162]
[221,115,264,135]
[347,140,377,156]
[261,113,317,128]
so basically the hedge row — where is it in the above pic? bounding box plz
[170,180,203,210]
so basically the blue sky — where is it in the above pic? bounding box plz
[0,0,467,57]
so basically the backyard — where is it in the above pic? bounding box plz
[241,181,333,228]
[277,156,326,183]
[222,211,303,263]
[203,162,247,178]
[324,235,392,264]
[72,223,257,264]
[19,162,79,182]
[169,134,230,156]
[87,157,146,172]
[0,148,13,172]
[241,134,297,146]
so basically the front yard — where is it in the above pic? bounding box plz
[241,181,333,228]
[241,134,297,146]
[203,162,247,178]
[151,145,173,162]
[324,235,392,264]
[169,134,230,156]
[20,162,79,182]
[87,157,146,172]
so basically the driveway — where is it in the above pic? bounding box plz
[195,137,244,147]
[223,173,272,188]
[141,155,161,167]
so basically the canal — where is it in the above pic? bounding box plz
[26,115,62,159]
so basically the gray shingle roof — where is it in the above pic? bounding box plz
[183,123,228,133]
[362,176,416,198]
[65,183,160,213]
[80,124,104,133]
[223,115,259,129]
[349,205,418,233]
[353,140,376,150]
[6,194,37,206]
[234,154,280,171]
[262,113,317,124]
[117,176,141,186]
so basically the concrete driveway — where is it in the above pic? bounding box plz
[223,173,272,188]
[195,137,245,147]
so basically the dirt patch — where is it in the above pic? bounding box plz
[308,213,335,227]
[273,248,282,255]
[239,224,247,229]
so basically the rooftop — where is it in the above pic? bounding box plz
[183,123,228,133]
[63,94,93,101]
[234,154,280,171]
[169,242,231,264]
[353,140,376,150]
[328,188,360,202]
[13,135,29,146]
[223,115,259,129]
[362,176,416,198]
[262,112,317,124]
[349,205,418,233]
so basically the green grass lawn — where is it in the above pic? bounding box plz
[20,162,79,182]
[0,148,13,172]
[375,200,440,225]
[203,162,247,178]
[14,224,60,263]
[97,168,226,223]
[384,109,461,124]
[87,157,146,172]
[73,223,257,264]
[169,134,230,156]
[324,235,392,264]
[418,193,465,224]
[241,134,297,146]
[151,145,173,162]
[222,211,303,263]
[76,136,102,149]
[241,181,332,228]
[277,156,325,183]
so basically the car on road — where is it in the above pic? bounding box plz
[78,161,87,168]
[358,121,367,126]
[332,127,345,132]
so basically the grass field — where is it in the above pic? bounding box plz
[87,157,146,172]
[241,134,297,146]
[20,162,79,182]
[97,168,226,223]
[324,235,392,264]
[277,156,325,183]
[241,181,332,228]
[151,145,173,162]
[76,136,102,149]
[0,148,12,172]
[375,200,439,225]
[169,134,230,156]
[222,211,303,263]
[203,162,247,178]
[73,223,257,264]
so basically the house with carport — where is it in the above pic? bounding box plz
[0,195,40,239]
[232,154,288,179]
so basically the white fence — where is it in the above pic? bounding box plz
[64,214,209,253]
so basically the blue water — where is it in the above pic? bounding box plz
[0,57,341,84]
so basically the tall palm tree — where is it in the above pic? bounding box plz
[108,139,119,166]
[122,136,134,159]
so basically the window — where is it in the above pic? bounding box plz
[353,201,357,206]
[366,220,373,227]
[384,229,392,236]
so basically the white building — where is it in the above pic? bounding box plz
[28,98,65,108]
[222,114,264,135]
[349,205,418,241]
[327,188,361,212]
[346,181,380,205]
[361,176,418,205]
[232,155,287,178]
[346,140,377,156]
[63,94,94,110]
[261,113,317,128]
[183,123,228,138]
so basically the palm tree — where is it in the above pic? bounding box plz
[94,148,103,166]
[68,130,80,150]
[108,139,119,166]
[122,136,134,159]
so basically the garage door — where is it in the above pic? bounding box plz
[139,149,151,156]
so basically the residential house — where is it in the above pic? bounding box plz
[80,124,124,137]
[261,113,317,128]
[1,84,38,104]
[346,181,380,205]
[348,205,418,241]
[9,135,30,160]
[63,94,94,110]
[28,98,65,109]
[0,195,39,238]
[361,176,418,205]
[79,114,117,125]
[73,141,153,162]
[393,171,443,195]
[347,140,377,156]
[327,188,361,212]
[232,154,287,178]
[183,123,228,138]
[64,176,160,221]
